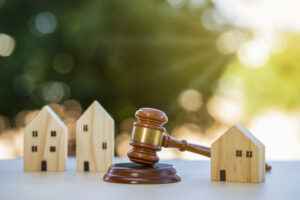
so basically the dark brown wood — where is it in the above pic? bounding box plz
[127,141,161,165]
[134,108,168,132]
[162,135,211,157]
[103,163,181,184]
[266,163,272,171]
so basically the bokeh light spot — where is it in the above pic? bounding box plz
[120,118,136,132]
[217,30,248,55]
[0,0,6,7]
[179,89,202,112]
[41,81,70,102]
[237,31,276,68]
[15,110,28,128]
[24,110,39,126]
[167,0,186,8]
[201,8,219,31]
[249,109,300,160]
[0,116,10,134]
[237,39,270,68]
[63,99,83,117]
[0,33,15,57]
[116,132,131,157]
[207,95,244,124]
[0,128,23,159]
[35,12,57,34]
[188,0,207,8]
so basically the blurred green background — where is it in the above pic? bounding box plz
[0,0,228,120]
[1,0,300,160]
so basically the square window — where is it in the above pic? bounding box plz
[236,150,242,157]
[102,142,107,150]
[32,131,38,137]
[246,151,253,158]
[50,146,56,152]
[32,146,38,152]
[83,124,88,132]
[51,131,56,137]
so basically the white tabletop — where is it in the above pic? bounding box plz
[0,158,298,200]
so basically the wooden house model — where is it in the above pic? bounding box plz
[211,124,265,183]
[76,101,114,172]
[24,106,68,172]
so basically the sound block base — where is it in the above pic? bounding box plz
[103,163,181,184]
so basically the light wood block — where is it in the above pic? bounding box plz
[211,124,265,183]
[24,106,68,172]
[76,101,114,172]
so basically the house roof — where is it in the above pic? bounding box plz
[25,105,67,131]
[235,124,264,147]
[213,124,264,148]
[77,100,114,123]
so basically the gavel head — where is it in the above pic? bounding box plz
[127,108,168,166]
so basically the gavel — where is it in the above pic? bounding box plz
[127,108,210,165]
[127,108,271,171]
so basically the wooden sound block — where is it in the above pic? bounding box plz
[103,163,181,184]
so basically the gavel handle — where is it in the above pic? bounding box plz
[162,135,211,157]
[162,135,271,171]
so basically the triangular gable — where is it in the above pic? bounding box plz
[25,105,67,131]
[212,124,264,148]
[235,124,264,147]
[77,100,114,123]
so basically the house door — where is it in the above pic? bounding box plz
[220,170,226,181]
[41,161,47,171]
[84,161,89,172]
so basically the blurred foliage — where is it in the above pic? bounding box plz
[222,34,300,115]
[0,0,231,130]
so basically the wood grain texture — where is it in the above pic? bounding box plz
[211,124,265,183]
[103,163,181,184]
[162,135,211,157]
[24,106,68,172]
[76,101,114,172]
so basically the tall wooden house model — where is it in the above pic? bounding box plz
[211,124,265,183]
[76,101,114,172]
[24,106,68,172]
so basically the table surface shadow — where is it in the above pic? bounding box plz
[0,157,299,200]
